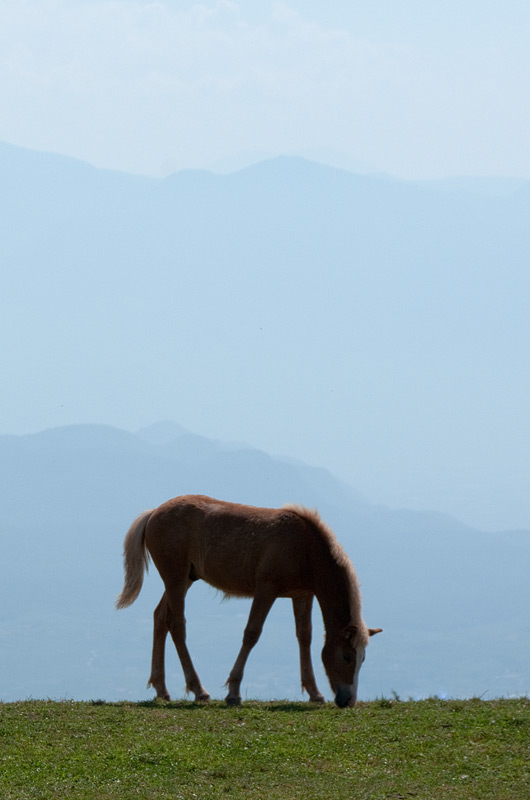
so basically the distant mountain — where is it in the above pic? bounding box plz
[1,424,528,703]
[2,142,529,532]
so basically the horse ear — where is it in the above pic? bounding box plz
[368,627,383,637]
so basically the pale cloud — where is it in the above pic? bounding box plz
[0,1,408,170]
[0,0,529,177]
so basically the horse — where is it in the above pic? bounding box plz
[116,494,381,707]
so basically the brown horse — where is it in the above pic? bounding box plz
[116,495,381,707]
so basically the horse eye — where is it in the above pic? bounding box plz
[343,653,352,665]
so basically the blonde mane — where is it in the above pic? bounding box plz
[283,504,366,639]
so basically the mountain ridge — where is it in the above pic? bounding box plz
[2,140,529,532]
[3,139,529,193]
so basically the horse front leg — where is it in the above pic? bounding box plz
[225,588,276,706]
[165,582,210,702]
[147,593,171,700]
[292,594,325,703]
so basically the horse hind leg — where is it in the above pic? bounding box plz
[292,595,325,703]
[147,593,171,700]
[164,580,210,702]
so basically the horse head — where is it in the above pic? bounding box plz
[322,624,382,707]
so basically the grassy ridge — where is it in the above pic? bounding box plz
[0,698,528,799]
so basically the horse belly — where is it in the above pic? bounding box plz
[197,534,309,598]
[199,557,256,597]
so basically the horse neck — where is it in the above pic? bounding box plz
[313,550,361,635]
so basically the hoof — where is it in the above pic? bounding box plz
[195,691,211,702]
[225,695,242,707]
[148,679,170,701]
[310,694,325,704]
[151,686,170,701]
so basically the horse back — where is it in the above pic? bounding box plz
[145,495,316,598]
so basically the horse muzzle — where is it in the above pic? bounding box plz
[334,686,357,708]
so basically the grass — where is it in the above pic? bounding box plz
[0,697,528,799]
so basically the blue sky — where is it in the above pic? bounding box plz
[1,0,529,178]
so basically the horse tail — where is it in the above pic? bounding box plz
[115,509,154,609]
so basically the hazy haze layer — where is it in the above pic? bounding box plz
[2,144,529,530]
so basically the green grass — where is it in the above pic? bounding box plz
[0,698,528,799]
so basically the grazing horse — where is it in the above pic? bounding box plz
[116,495,381,707]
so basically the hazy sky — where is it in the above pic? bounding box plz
[2,1,530,532]
[1,0,530,178]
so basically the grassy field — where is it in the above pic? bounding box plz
[0,697,528,799]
